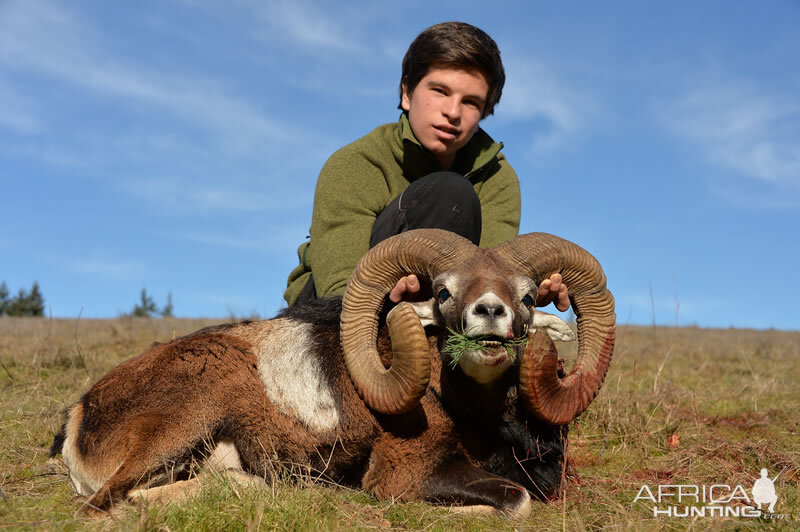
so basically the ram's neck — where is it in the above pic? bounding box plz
[437,360,516,424]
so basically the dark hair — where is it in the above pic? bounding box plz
[399,22,505,118]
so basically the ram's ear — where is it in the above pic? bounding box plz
[531,311,576,342]
[395,297,440,328]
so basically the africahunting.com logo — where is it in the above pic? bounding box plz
[634,468,789,520]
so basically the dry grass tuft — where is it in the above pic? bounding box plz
[1,317,798,529]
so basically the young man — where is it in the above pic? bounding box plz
[285,22,569,310]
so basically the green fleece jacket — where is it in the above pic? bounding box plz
[284,113,521,305]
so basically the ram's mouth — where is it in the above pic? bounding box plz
[444,330,528,368]
[476,337,506,348]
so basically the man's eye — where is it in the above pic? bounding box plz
[522,294,534,308]
[438,288,451,303]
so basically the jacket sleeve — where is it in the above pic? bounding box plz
[477,154,521,248]
[309,148,391,298]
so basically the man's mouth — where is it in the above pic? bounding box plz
[433,125,459,140]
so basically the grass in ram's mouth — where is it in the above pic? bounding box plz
[443,328,528,368]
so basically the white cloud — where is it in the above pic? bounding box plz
[0,78,40,134]
[162,225,309,255]
[69,255,147,281]
[499,56,596,155]
[0,1,331,220]
[662,83,800,186]
[122,175,312,214]
[0,2,303,148]
[244,0,367,55]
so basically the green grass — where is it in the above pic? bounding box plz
[1,317,798,530]
[442,327,527,367]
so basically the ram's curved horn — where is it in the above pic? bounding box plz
[494,233,616,425]
[340,229,476,414]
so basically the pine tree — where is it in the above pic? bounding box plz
[27,282,45,317]
[0,282,44,317]
[131,288,158,317]
[161,292,174,317]
[6,288,28,316]
[0,282,8,316]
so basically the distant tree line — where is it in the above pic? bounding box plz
[0,283,175,318]
[127,289,174,318]
[0,281,45,317]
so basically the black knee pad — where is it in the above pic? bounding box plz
[371,172,482,247]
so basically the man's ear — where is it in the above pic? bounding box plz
[400,78,411,111]
[531,311,576,342]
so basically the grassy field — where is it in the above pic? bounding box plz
[1,316,798,530]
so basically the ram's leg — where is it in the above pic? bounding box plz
[420,455,531,519]
[79,418,206,517]
[130,468,267,506]
[81,455,156,517]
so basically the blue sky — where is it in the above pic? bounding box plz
[1,1,798,329]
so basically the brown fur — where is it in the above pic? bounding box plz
[69,329,273,511]
[456,252,520,316]
[56,291,561,518]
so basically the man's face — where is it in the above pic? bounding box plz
[402,66,489,170]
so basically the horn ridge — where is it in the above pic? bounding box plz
[494,233,615,425]
[340,229,476,415]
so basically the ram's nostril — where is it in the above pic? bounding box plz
[474,303,505,318]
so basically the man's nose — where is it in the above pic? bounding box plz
[442,98,461,122]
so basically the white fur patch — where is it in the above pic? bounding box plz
[61,404,109,496]
[205,439,243,471]
[255,320,340,434]
[448,489,531,519]
[457,350,514,384]
[509,489,532,519]
[456,291,517,384]
[531,311,576,342]
[405,298,438,328]
[463,291,514,336]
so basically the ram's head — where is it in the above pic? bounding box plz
[340,229,616,426]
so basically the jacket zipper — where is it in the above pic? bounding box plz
[465,141,503,180]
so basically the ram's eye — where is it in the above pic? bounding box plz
[522,294,534,308]
[438,288,451,303]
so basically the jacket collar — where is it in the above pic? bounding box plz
[396,113,503,180]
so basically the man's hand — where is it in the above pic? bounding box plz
[389,274,420,303]
[536,273,570,312]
